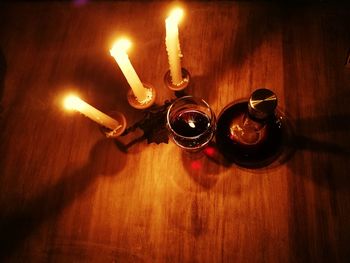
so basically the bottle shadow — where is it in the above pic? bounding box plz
[177,122,349,201]
[293,134,350,156]
[0,139,127,261]
[217,114,350,168]
[180,111,350,188]
[287,114,350,189]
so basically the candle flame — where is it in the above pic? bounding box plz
[168,8,183,23]
[63,95,83,111]
[110,38,132,57]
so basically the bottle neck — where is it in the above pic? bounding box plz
[242,111,266,131]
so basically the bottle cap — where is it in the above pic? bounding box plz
[248,88,277,120]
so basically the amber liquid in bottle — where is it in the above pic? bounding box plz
[216,89,284,168]
[229,111,268,146]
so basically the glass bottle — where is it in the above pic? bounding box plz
[216,88,284,168]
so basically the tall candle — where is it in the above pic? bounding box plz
[165,8,184,85]
[110,39,148,102]
[64,95,121,130]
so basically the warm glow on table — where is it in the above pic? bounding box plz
[1,2,349,262]
[110,38,149,103]
[63,94,121,131]
[165,8,184,85]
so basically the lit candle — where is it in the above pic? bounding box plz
[110,38,149,103]
[63,95,121,131]
[165,8,184,85]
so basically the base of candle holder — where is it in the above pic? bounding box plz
[127,83,156,110]
[100,111,127,138]
[164,68,191,91]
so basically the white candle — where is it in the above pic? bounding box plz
[165,8,184,85]
[64,95,121,130]
[110,39,148,102]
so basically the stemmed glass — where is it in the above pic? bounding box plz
[167,96,216,151]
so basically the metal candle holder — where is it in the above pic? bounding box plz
[164,68,191,91]
[127,83,156,110]
[100,111,127,138]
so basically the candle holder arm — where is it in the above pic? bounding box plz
[121,100,175,145]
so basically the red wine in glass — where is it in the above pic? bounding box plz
[167,96,216,151]
[171,110,210,136]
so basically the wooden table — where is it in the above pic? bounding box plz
[0,1,349,262]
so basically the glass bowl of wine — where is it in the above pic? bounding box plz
[167,96,216,151]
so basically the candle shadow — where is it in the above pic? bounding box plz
[0,138,127,261]
[282,10,350,261]
[188,3,284,103]
[229,4,283,69]
[282,4,350,188]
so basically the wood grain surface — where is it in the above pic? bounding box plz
[0,1,350,262]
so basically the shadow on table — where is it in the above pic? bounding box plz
[73,52,132,112]
[190,4,284,102]
[293,134,350,156]
[281,6,350,189]
[287,114,350,184]
[67,51,148,135]
[0,139,127,261]
[281,115,350,262]
[184,113,350,175]
[180,143,230,190]
[282,10,350,260]
[0,48,6,116]
[0,47,8,187]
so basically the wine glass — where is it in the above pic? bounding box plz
[167,96,216,151]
